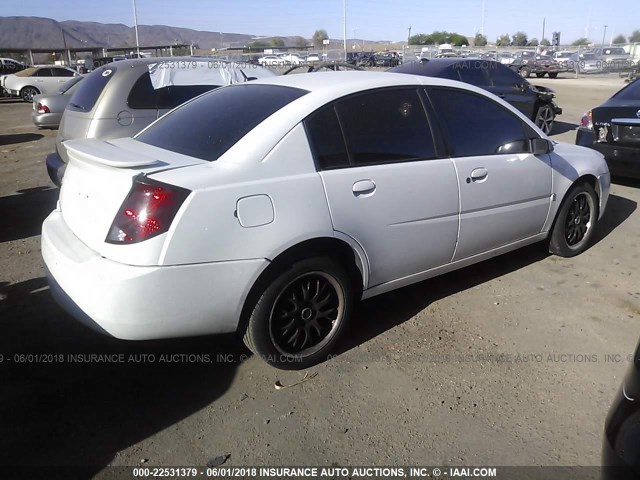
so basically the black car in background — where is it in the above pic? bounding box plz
[375,54,399,67]
[603,337,640,480]
[576,79,640,178]
[389,59,563,135]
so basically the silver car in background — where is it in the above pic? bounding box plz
[31,75,84,129]
[46,57,275,186]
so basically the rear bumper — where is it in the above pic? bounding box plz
[31,111,62,129]
[576,128,640,179]
[42,209,268,340]
[602,382,640,479]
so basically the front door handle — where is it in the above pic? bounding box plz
[467,168,488,183]
[352,179,376,197]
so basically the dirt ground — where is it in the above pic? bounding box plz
[0,74,638,477]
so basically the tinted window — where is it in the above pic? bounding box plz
[67,65,116,112]
[455,62,491,86]
[34,69,52,77]
[157,85,218,109]
[491,64,524,87]
[428,88,529,157]
[52,68,75,77]
[136,84,307,162]
[305,106,349,170]
[335,88,436,166]
[127,72,157,109]
[613,80,640,101]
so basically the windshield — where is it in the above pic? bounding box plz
[56,75,84,94]
[136,84,308,162]
[613,79,640,101]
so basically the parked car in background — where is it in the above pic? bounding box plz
[46,58,275,186]
[389,59,563,134]
[258,55,285,66]
[0,58,28,96]
[306,53,321,62]
[576,79,640,178]
[570,52,603,73]
[375,54,399,67]
[278,54,304,65]
[552,50,577,68]
[602,336,640,479]
[591,46,632,70]
[31,75,85,129]
[3,66,79,102]
[42,71,609,369]
[510,51,567,78]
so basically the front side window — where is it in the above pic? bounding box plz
[491,64,525,87]
[455,62,491,86]
[428,88,530,157]
[335,88,436,166]
[52,68,75,77]
[136,84,307,162]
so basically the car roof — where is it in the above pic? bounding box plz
[388,58,500,76]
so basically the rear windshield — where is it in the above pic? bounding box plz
[613,79,640,101]
[57,75,84,94]
[67,66,116,113]
[136,84,308,162]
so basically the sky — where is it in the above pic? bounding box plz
[3,0,639,44]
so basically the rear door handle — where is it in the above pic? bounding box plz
[468,168,488,183]
[352,179,376,197]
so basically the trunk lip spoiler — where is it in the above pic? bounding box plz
[64,139,165,168]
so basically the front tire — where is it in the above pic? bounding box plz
[548,183,598,257]
[21,86,39,102]
[548,72,559,78]
[519,66,532,78]
[243,257,354,369]
[535,104,555,135]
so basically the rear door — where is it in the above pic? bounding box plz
[310,87,460,287]
[427,87,552,261]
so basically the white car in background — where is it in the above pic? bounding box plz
[42,72,609,369]
[279,54,304,65]
[3,65,79,102]
[258,55,285,66]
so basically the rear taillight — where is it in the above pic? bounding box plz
[580,111,593,129]
[106,178,191,244]
[36,103,50,114]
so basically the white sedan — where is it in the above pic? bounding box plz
[3,65,79,102]
[258,55,285,66]
[42,72,610,369]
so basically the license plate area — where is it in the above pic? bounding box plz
[612,118,640,146]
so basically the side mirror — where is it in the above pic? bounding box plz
[531,138,554,155]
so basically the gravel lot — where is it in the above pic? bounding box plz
[0,74,638,477]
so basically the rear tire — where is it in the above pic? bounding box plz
[535,73,545,78]
[548,72,559,78]
[548,183,598,257]
[243,257,353,370]
[21,86,39,102]
[519,66,532,78]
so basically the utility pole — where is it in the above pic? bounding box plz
[541,18,545,51]
[481,0,485,36]
[408,25,412,45]
[602,25,608,48]
[132,0,141,55]
[343,0,347,61]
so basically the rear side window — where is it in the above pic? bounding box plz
[428,88,529,157]
[335,88,436,166]
[67,66,116,112]
[52,68,75,77]
[34,69,52,77]
[305,106,349,170]
[128,72,218,109]
[136,84,307,162]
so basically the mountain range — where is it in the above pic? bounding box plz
[0,16,312,50]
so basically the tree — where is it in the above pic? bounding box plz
[572,37,590,46]
[511,31,528,46]
[630,30,640,43]
[449,33,468,46]
[271,37,285,47]
[496,34,511,46]
[527,38,539,46]
[293,36,308,48]
[474,33,487,46]
[612,34,626,44]
[540,38,551,46]
[249,41,269,48]
[409,34,431,45]
[312,29,329,47]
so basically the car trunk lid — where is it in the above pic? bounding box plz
[59,137,205,264]
[592,105,640,147]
